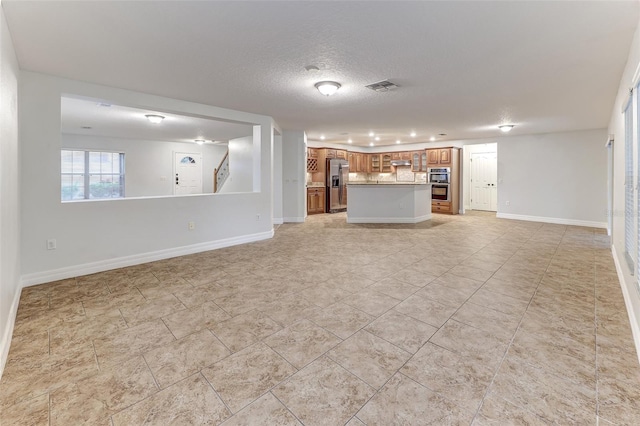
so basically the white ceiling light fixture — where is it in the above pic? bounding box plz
[369,142,374,146]
[314,81,341,96]
[320,135,326,140]
[499,124,515,132]
[348,139,353,144]
[429,136,436,141]
[396,140,401,144]
[368,131,375,137]
[410,131,417,137]
[195,139,205,145]
[375,136,380,141]
[145,114,165,124]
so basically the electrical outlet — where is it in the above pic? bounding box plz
[188,221,195,230]
[505,201,510,206]
[47,239,57,250]
[256,214,261,221]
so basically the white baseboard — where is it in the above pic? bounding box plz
[347,214,432,224]
[283,217,304,223]
[273,218,284,225]
[611,244,640,365]
[20,230,274,287]
[0,285,22,380]
[496,212,607,229]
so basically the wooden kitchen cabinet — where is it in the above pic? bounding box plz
[369,154,381,173]
[381,153,392,172]
[336,150,347,159]
[411,151,427,172]
[307,187,325,214]
[307,148,319,172]
[325,149,336,158]
[427,148,452,166]
[432,200,452,213]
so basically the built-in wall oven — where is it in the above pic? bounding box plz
[431,184,450,201]
[428,168,451,201]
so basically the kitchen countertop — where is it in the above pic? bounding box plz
[348,181,431,185]
[306,182,324,188]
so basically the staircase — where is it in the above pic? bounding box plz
[214,149,229,193]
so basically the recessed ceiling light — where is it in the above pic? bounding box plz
[375,136,380,141]
[195,139,205,145]
[369,142,374,146]
[368,131,375,137]
[410,131,417,137]
[314,81,341,96]
[145,114,165,124]
[499,124,515,132]
[430,136,436,142]
[320,135,326,140]
[348,139,353,144]
[396,140,401,144]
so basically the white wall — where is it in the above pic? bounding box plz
[282,130,306,222]
[220,135,253,193]
[496,129,608,227]
[62,134,227,197]
[0,6,20,378]
[19,71,274,285]
[609,13,640,361]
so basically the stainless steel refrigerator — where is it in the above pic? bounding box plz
[326,159,349,213]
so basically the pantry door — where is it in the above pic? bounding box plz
[470,151,497,211]
[174,153,203,195]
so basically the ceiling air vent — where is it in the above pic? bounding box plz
[365,80,399,92]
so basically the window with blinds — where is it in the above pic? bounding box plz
[624,98,635,273]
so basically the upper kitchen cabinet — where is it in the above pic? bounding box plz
[325,149,336,158]
[369,154,381,173]
[381,153,392,173]
[336,150,347,159]
[307,148,319,172]
[411,151,427,172]
[427,148,452,166]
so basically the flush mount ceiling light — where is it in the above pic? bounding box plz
[499,124,515,133]
[195,139,206,145]
[430,136,436,142]
[145,114,165,124]
[315,81,341,96]
[410,131,417,137]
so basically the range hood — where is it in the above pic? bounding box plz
[390,160,411,166]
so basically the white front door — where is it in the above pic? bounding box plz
[174,152,203,195]
[470,151,498,211]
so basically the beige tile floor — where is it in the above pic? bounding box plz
[1,211,640,425]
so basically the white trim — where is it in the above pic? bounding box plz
[272,218,284,225]
[283,217,305,223]
[347,214,432,224]
[0,286,22,380]
[611,244,640,365]
[20,230,274,287]
[496,212,607,229]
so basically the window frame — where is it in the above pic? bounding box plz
[61,149,125,201]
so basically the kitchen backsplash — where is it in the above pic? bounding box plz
[349,171,427,183]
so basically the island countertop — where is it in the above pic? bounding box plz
[347,183,432,224]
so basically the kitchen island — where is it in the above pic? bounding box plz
[346,182,432,223]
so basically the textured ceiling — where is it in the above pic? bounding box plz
[61,96,252,144]
[4,1,639,147]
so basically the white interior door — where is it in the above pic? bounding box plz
[470,151,498,211]
[174,152,203,195]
